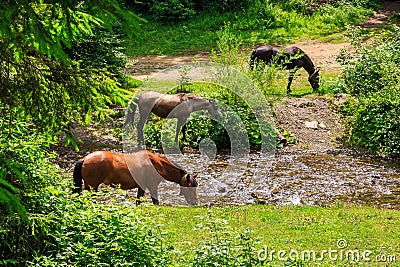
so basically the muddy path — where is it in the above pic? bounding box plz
[56,1,400,207]
[124,42,347,80]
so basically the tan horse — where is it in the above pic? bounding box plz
[123,91,221,145]
[72,150,199,205]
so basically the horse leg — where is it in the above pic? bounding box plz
[181,123,187,142]
[137,116,146,146]
[136,187,146,205]
[151,196,160,205]
[149,187,159,205]
[287,69,297,95]
[175,118,187,144]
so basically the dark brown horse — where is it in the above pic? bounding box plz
[249,46,320,94]
[124,91,221,145]
[72,150,199,205]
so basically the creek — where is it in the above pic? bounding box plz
[152,150,400,208]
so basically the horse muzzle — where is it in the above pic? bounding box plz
[180,186,199,206]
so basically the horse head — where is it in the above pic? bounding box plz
[205,98,221,119]
[179,172,199,206]
[308,68,320,91]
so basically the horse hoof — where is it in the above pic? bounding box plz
[279,137,287,146]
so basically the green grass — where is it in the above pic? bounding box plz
[142,204,400,266]
[127,2,375,56]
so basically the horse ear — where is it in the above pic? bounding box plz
[193,172,198,178]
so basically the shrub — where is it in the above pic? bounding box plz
[0,115,64,264]
[274,0,380,15]
[0,116,58,216]
[27,195,171,267]
[337,28,400,97]
[147,0,196,22]
[344,95,400,157]
[238,0,280,31]
[141,84,278,151]
[1,186,172,266]
[338,26,400,156]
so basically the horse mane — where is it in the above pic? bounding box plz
[149,151,186,173]
[287,46,314,67]
[301,51,315,68]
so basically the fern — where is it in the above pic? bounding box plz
[0,174,28,222]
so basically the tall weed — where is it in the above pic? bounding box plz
[191,210,262,266]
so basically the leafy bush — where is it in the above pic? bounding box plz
[337,28,400,97]
[237,0,280,31]
[142,84,278,151]
[338,0,381,9]
[314,3,371,28]
[274,0,380,15]
[0,116,65,264]
[338,27,400,156]
[0,115,58,217]
[27,193,171,267]
[1,186,172,266]
[141,0,196,22]
[343,95,400,157]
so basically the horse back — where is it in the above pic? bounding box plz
[82,151,137,190]
[152,93,189,118]
[253,45,302,61]
[285,46,301,55]
[252,45,276,63]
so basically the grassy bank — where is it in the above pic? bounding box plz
[145,204,400,266]
[19,191,399,266]
[127,1,376,56]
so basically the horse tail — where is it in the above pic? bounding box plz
[249,50,257,70]
[72,159,84,194]
[123,98,138,128]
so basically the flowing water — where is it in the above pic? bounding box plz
[59,142,400,208]
[154,150,400,208]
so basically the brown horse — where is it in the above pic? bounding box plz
[249,45,320,94]
[72,150,199,205]
[123,91,221,145]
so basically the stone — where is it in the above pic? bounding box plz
[305,120,318,129]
